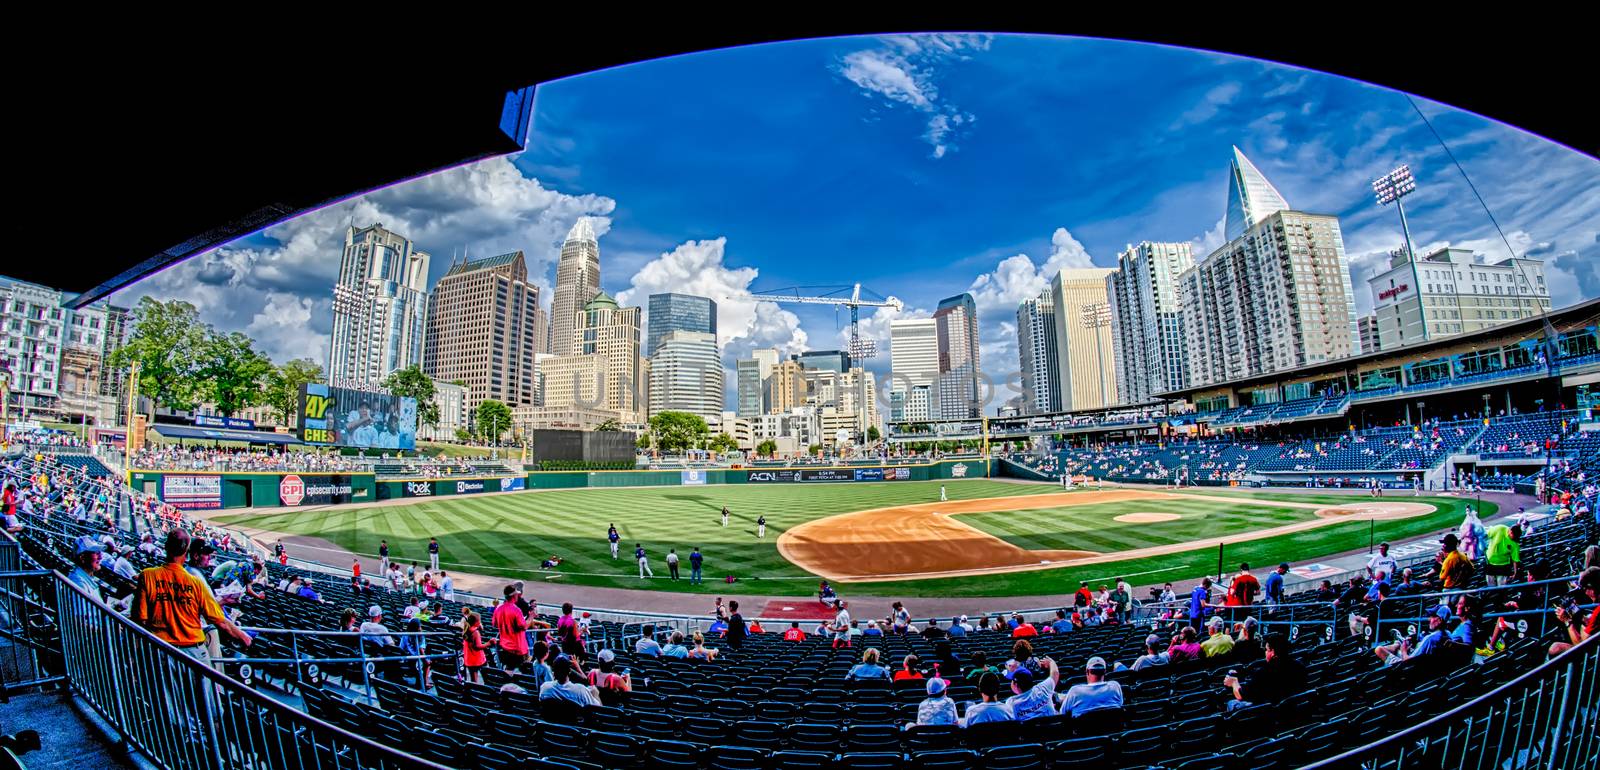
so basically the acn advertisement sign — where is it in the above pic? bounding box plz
[746,469,799,483]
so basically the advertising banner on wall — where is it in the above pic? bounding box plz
[500,477,526,492]
[746,469,799,483]
[853,468,885,481]
[681,470,708,486]
[800,468,855,482]
[402,481,434,498]
[452,479,487,495]
[162,475,222,510]
[279,474,357,507]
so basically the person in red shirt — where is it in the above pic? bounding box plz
[351,559,361,580]
[1227,563,1262,621]
[1073,581,1093,609]
[893,654,925,681]
[1549,567,1600,658]
[783,622,806,641]
[462,610,490,683]
[1011,616,1038,638]
[493,584,530,671]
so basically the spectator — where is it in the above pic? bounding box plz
[1109,581,1131,623]
[1188,578,1215,630]
[688,632,719,661]
[1484,523,1523,586]
[359,605,395,648]
[1376,604,1456,665]
[556,602,583,657]
[494,584,530,671]
[965,651,998,680]
[783,622,806,642]
[846,648,891,680]
[921,618,947,640]
[1129,634,1170,671]
[1004,656,1060,721]
[1264,563,1289,612]
[914,677,958,726]
[1168,627,1202,663]
[891,602,911,634]
[1057,656,1123,717]
[65,535,109,607]
[961,672,1014,726]
[1201,616,1236,658]
[1232,617,1263,661]
[132,529,252,661]
[462,611,489,684]
[538,656,600,706]
[725,600,747,648]
[1549,567,1600,657]
[661,631,689,659]
[1011,614,1038,637]
[635,625,663,656]
[1223,634,1305,711]
[588,650,632,706]
[894,654,926,682]
[1073,581,1092,609]
[1049,608,1074,634]
[1227,563,1261,617]
[1367,543,1399,581]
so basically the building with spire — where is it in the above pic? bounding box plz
[328,223,430,388]
[1180,149,1357,388]
[423,250,546,410]
[550,218,601,357]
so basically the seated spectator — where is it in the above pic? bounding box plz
[1128,634,1170,671]
[296,578,323,603]
[782,621,806,642]
[1231,617,1262,661]
[539,656,600,706]
[587,650,632,706]
[1549,567,1600,658]
[862,619,883,638]
[1168,627,1202,663]
[688,632,719,661]
[960,672,1014,726]
[1048,608,1074,634]
[948,616,969,638]
[1011,615,1038,637]
[661,631,689,659]
[1201,617,1235,658]
[1004,656,1060,721]
[1223,633,1305,711]
[914,676,957,727]
[921,618,947,640]
[635,625,662,656]
[894,654,925,682]
[1057,656,1123,717]
[846,648,891,680]
[360,605,395,648]
[965,651,998,680]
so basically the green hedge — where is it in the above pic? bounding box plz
[537,460,636,471]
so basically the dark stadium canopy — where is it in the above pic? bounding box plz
[21,22,1595,307]
[148,425,301,446]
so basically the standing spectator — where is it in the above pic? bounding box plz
[725,600,747,648]
[1188,578,1215,630]
[494,584,530,671]
[1367,543,1399,581]
[1484,524,1523,586]
[1264,563,1288,613]
[1004,656,1060,721]
[1223,634,1305,711]
[892,602,911,635]
[462,611,489,684]
[132,529,252,661]
[915,677,958,726]
[439,571,454,601]
[689,547,704,585]
[427,537,440,572]
[1073,581,1093,610]
[831,601,853,649]
[556,602,584,658]
[1227,563,1261,619]
[1058,656,1123,717]
[666,549,680,581]
[635,544,653,578]
[351,558,361,581]
[961,672,1014,725]
[1110,581,1131,623]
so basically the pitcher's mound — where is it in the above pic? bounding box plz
[1114,512,1182,523]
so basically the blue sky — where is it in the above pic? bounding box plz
[122,33,1600,410]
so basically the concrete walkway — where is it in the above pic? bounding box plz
[197,485,1540,623]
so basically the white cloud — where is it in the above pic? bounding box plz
[968,227,1098,319]
[1192,215,1226,257]
[116,156,617,364]
[835,34,988,158]
[1170,81,1241,130]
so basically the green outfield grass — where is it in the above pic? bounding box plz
[217,481,1492,598]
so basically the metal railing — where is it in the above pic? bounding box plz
[1304,632,1599,770]
[52,570,450,770]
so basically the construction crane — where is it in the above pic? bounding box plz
[746,284,903,360]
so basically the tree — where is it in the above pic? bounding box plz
[756,439,778,457]
[707,433,739,453]
[454,427,474,443]
[648,410,709,452]
[807,443,823,456]
[383,365,439,429]
[636,433,652,449]
[108,297,208,412]
[475,400,512,444]
[595,418,622,432]
[195,331,273,416]
[263,358,323,425]
[866,425,881,442]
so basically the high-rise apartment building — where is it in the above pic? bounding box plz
[1015,291,1060,414]
[328,224,430,387]
[736,348,779,418]
[1107,241,1194,404]
[647,293,717,359]
[423,251,546,410]
[1357,314,1381,355]
[550,218,601,357]
[768,359,808,414]
[1051,268,1119,410]
[648,330,723,423]
[889,318,939,421]
[1368,246,1550,350]
[932,293,980,419]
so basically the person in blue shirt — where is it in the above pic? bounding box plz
[1049,608,1074,634]
[1057,656,1124,717]
[846,648,891,680]
[947,616,968,638]
[1189,578,1215,630]
[1264,563,1288,613]
[961,672,1014,726]
[661,631,690,659]
[689,547,703,585]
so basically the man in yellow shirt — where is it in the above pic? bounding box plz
[133,529,252,661]
[1438,533,1474,590]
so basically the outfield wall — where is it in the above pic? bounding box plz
[128,458,995,510]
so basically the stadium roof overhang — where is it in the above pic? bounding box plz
[148,425,302,446]
[19,23,1596,308]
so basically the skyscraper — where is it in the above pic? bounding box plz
[647,293,717,358]
[550,218,601,357]
[1107,241,1194,404]
[328,224,430,387]
[648,330,723,423]
[423,250,546,410]
[736,348,779,418]
[574,291,647,423]
[1224,146,1291,242]
[889,318,939,421]
[932,293,980,419]
[768,359,808,414]
[1051,268,1119,411]
[1015,291,1060,414]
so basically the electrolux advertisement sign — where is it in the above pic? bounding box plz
[746,469,799,483]
[454,479,487,495]
[162,475,222,509]
[279,474,357,506]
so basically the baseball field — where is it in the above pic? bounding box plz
[216,479,1490,598]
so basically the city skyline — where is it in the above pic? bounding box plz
[107,33,1598,413]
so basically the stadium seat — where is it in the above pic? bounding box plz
[537,722,587,758]
[643,739,702,767]
[845,723,903,753]
[904,724,962,751]
[586,730,644,769]
[683,716,731,744]
[964,720,1024,748]
[840,751,904,770]
[1043,737,1109,769]
[1114,726,1166,767]
[1069,706,1125,736]
[731,720,784,751]
[706,745,768,770]
[979,743,1046,770]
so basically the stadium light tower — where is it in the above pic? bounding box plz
[1374,164,1425,338]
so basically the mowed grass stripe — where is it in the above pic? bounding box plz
[960,500,1313,552]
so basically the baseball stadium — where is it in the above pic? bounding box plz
[2,27,1598,770]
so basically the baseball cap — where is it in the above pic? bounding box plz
[1430,605,1452,620]
[1145,634,1162,648]
[504,584,518,598]
[597,649,615,663]
[1207,616,1225,629]
[926,677,947,695]
[188,539,216,557]
[74,536,105,556]
[369,605,383,618]
[1010,667,1034,687]
[1086,656,1108,671]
